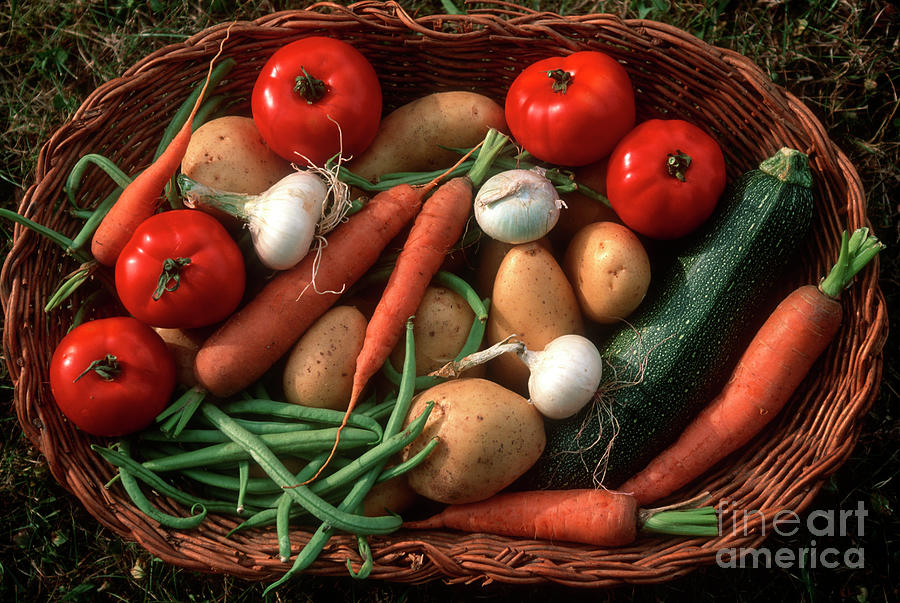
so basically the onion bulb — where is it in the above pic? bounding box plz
[519,334,603,419]
[430,333,603,420]
[178,169,350,270]
[473,168,564,244]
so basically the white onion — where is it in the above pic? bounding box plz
[520,334,603,419]
[179,170,346,270]
[429,333,603,420]
[473,168,564,244]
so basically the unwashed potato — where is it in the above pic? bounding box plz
[347,91,507,182]
[282,305,367,410]
[563,221,651,323]
[181,115,292,194]
[486,242,583,394]
[400,378,545,504]
[389,285,480,377]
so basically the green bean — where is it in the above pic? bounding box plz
[276,494,293,562]
[0,208,90,263]
[141,426,378,473]
[200,417,316,436]
[69,208,95,220]
[163,89,232,208]
[141,422,313,444]
[304,400,433,500]
[93,444,258,516]
[44,264,93,313]
[264,320,422,592]
[357,396,397,422]
[105,442,207,529]
[375,436,439,484]
[65,154,132,206]
[199,403,401,536]
[200,485,285,510]
[176,467,284,495]
[192,94,226,128]
[155,386,207,438]
[68,186,121,252]
[264,525,334,595]
[236,460,249,513]
[227,455,329,536]
[249,380,271,402]
[141,428,238,444]
[347,535,373,579]
[219,399,383,441]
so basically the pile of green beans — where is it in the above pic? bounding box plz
[93,318,436,590]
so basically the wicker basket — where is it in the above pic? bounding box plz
[1,1,888,587]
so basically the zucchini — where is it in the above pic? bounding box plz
[523,148,815,490]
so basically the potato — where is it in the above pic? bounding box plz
[347,91,507,182]
[475,236,552,299]
[553,159,620,246]
[363,474,420,517]
[181,115,292,194]
[282,305,367,410]
[389,285,479,376]
[401,378,545,504]
[486,242,583,393]
[563,221,651,323]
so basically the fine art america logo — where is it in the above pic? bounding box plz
[716,500,867,569]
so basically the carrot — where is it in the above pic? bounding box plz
[621,228,884,506]
[90,28,233,266]
[350,175,474,397]
[403,489,719,546]
[193,183,426,398]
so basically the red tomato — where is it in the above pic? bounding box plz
[606,119,727,239]
[504,51,635,167]
[251,36,383,166]
[115,210,245,329]
[49,317,176,437]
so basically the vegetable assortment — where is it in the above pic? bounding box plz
[526,147,819,490]
[5,34,883,591]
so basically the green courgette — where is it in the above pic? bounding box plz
[523,147,815,490]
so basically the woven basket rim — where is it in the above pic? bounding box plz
[1,0,888,588]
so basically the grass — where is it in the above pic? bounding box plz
[2,0,898,601]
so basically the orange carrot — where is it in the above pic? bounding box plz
[90,30,232,266]
[193,183,425,398]
[403,489,719,546]
[621,229,883,506]
[350,175,474,401]
[346,130,507,408]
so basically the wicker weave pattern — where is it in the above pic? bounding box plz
[1,1,887,586]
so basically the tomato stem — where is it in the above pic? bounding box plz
[666,150,693,182]
[74,354,121,382]
[546,69,574,93]
[153,257,192,301]
[294,67,326,104]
